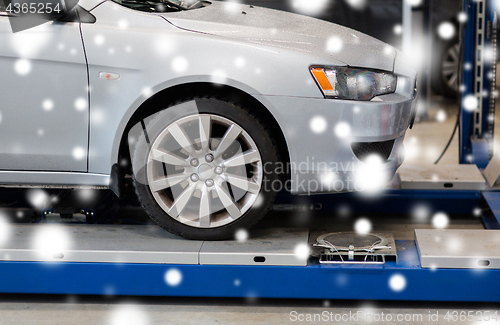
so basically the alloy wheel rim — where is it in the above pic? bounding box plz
[146,114,263,228]
[441,43,460,92]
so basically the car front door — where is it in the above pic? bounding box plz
[0,10,89,172]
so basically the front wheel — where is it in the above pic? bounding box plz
[132,98,279,240]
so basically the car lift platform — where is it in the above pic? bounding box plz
[1,219,500,302]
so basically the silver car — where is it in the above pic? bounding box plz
[0,0,417,239]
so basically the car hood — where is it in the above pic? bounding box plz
[160,1,396,72]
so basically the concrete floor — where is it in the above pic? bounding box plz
[0,93,497,324]
[1,294,499,325]
[403,94,500,166]
[403,96,461,166]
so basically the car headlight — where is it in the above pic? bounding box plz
[310,66,397,101]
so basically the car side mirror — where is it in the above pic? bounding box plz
[57,3,96,24]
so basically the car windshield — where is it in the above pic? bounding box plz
[113,0,205,13]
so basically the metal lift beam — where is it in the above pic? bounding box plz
[1,227,500,302]
[460,0,497,166]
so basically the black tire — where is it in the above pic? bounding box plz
[431,38,460,98]
[132,97,279,240]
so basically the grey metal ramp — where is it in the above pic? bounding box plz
[398,164,485,190]
[0,224,203,264]
[415,229,500,269]
[199,228,310,266]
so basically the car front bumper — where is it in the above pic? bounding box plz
[255,90,416,195]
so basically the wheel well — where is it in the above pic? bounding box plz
[117,82,290,177]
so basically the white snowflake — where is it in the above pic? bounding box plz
[234,56,246,68]
[26,189,49,209]
[171,56,189,73]
[384,45,395,56]
[354,155,387,193]
[14,59,31,75]
[94,34,105,46]
[345,0,367,10]
[210,69,227,84]
[224,0,241,13]
[235,229,249,242]
[436,109,446,122]
[393,24,403,35]
[388,274,406,292]
[326,36,343,53]
[457,12,468,23]
[290,0,328,15]
[118,19,129,30]
[294,243,310,261]
[432,212,449,229]
[405,138,420,160]
[91,109,106,125]
[354,217,371,234]
[108,305,149,325]
[463,95,478,112]
[252,194,264,208]
[78,189,95,202]
[42,99,54,111]
[337,205,350,218]
[10,25,51,57]
[437,22,455,40]
[154,35,176,56]
[33,225,71,256]
[411,204,430,221]
[164,268,183,287]
[74,98,87,111]
[309,116,327,134]
[72,147,86,161]
[0,215,10,246]
[334,122,351,139]
[142,87,153,97]
[320,172,338,186]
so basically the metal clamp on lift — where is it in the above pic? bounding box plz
[313,232,396,264]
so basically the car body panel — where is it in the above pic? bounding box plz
[0,170,109,187]
[0,17,89,172]
[160,1,397,72]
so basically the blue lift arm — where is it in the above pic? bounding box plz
[460,0,497,167]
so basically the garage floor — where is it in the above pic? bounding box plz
[1,294,499,325]
[0,96,497,323]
